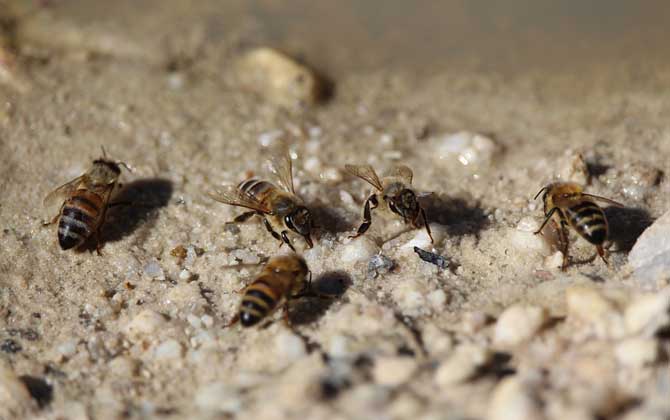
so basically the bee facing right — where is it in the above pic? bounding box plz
[533,182,623,270]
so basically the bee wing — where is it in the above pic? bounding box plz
[267,153,295,194]
[344,164,383,191]
[583,194,625,207]
[207,184,271,213]
[386,165,413,184]
[42,174,85,208]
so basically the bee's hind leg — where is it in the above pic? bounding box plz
[596,245,609,265]
[233,211,256,223]
[280,230,296,252]
[224,313,240,328]
[350,194,378,239]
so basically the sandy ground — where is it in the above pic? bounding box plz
[1,1,670,419]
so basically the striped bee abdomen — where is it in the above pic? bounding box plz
[238,178,275,201]
[57,192,101,250]
[566,201,607,245]
[239,279,281,327]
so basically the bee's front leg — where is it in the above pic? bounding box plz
[350,194,378,239]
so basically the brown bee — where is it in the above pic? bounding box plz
[227,254,311,327]
[534,182,623,270]
[208,153,313,251]
[345,164,433,242]
[43,151,129,253]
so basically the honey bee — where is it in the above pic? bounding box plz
[227,254,311,327]
[43,151,129,253]
[207,153,313,251]
[344,164,433,242]
[534,182,623,270]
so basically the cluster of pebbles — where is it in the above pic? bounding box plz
[1,3,670,420]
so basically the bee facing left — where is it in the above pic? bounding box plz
[43,153,129,253]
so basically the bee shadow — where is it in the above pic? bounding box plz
[311,205,354,234]
[604,206,654,252]
[289,271,351,326]
[421,193,489,238]
[77,178,173,252]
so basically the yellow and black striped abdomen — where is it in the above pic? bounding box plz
[565,201,607,245]
[239,275,284,327]
[238,178,275,204]
[58,190,102,250]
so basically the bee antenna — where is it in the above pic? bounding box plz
[533,186,548,201]
[118,161,135,173]
[101,146,108,159]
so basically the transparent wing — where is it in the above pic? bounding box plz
[42,175,85,208]
[206,184,271,213]
[583,193,624,207]
[268,153,295,194]
[344,164,383,191]
[386,165,413,184]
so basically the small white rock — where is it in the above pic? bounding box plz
[372,357,418,387]
[179,269,193,281]
[427,289,447,311]
[339,236,380,264]
[154,339,183,361]
[628,210,670,290]
[275,330,307,363]
[434,131,499,167]
[434,344,490,386]
[257,129,284,147]
[566,286,625,338]
[201,314,214,328]
[186,313,202,329]
[615,338,659,368]
[624,288,670,336]
[195,382,241,413]
[143,260,165,280]
[57,339,79,359]
[487,377,544,420]
[557,149,589,185]
[124,310,167,339]
[494,305,547,347]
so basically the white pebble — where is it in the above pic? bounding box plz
[494,305,547,347]
[57,339,79,359]
[544,251,564,270]
[339,237,380,264]
[566,286,625,339]
[201,315,214,328]
[628,210,670,290]
[434,131,499,167]
[179,269,192,281]
[124,310,167,339]
[186,313,202,329]
[328,335,350,358]
[143,260,165,280]
[154,339,183,361]
[487,377,544,420]
[275,330,307,363]
[237,47,322,107]
[624,288,670,336]
[372,357,417,387]
[434,344,490,386]
[427,289,447,311]
[257,129,284,147]
[615,338,659,368]
[195,382,241,413]
[557,149,589,185]
[303,156,321,173]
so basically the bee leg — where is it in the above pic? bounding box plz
[94,229,103,256]
[419,207,433,243]
[558,222,570,271]
[262,216,284,243]
[280,230,296,252]
[224,313,240,328]
[534,207,559,235]
[281,303,293,328]
[233,211,256,223]
[596,245,608,265]
[349,194,378,239]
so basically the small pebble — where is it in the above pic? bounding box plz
[367,254,395,279]
[487,377,544,420]
[154,339,183,361]
[237,47,323,107]
[340,237,380,264]
[614,338,659,368]
[372,357,418,387]
[124,310,167,339]
[195,382,241,413]
[434,131,499,167]
[179,269,192,281]
[624,288,670,336]
[257,129,284,147]
[494,305,548,347]
[0,339,21,354]
[56,339,78,359]
[427,289,447,311]
[275,330,307,364]
[628,210,670,290]
[557,149,589,185]
[201,315,214,328]
[434,344,490,386]
[566,286,625,338]
[143,260,165,280]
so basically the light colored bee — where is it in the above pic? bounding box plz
[43,151,129,253]
[345,164,433,242]
[208,153,313,251]
[227,254,311,327]
[534,182,623,270]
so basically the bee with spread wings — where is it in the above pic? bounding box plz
[43,153,129,253]
[345,164,433,242]
[208,153,313,251]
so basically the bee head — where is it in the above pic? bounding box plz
[387,188,419,222]
[91,159,122,184]
[284,206,313,248]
